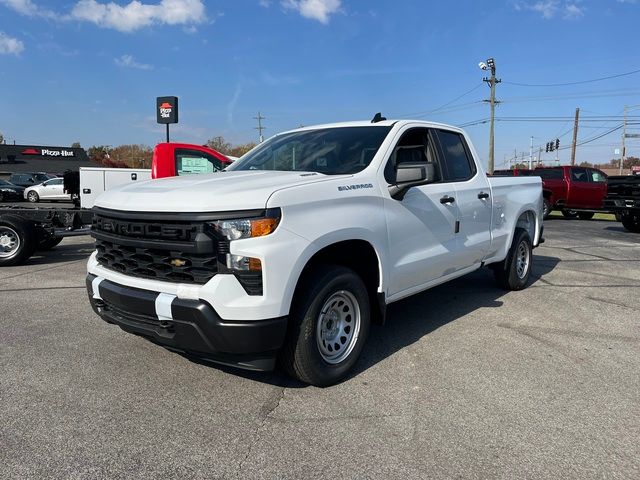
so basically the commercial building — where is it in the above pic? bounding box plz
[0,144,93,178]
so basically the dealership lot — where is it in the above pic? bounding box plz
[1,219,639,479]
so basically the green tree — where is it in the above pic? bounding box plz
[579,161,593,168]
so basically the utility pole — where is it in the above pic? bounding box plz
[513,148,517,169]
[620,105,627,175]
[481,58,500,174]
[538,147,543,167]
[254,112,266,143]
[529,136,534,170]
[570,107,580,165]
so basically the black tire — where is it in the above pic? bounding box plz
[542,198,551,220]
[561,209,578,219]
[578,212,594,220]
[280,265,371,387]
[38,236,63,251]
[493,227,533,291]
[621,214,640,233]
[0,215,38,266]
[0,192,4,203]
[27,191,39,203]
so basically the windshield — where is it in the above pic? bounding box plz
[0,180,13,186]
[228,126,392,175]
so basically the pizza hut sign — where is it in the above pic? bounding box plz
[21,148,74,157]
[156,96,179,124]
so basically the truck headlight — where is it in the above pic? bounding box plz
[211,209,281,241]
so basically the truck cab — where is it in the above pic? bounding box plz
[537,166,607,219]
[151,143,233,179]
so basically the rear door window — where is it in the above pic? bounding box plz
[175,149,224,175]
[571,168,589,182]
[533,169,563,180]
[434,130,476,181]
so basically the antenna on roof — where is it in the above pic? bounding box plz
[371,112,387,123]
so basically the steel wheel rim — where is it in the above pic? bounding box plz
[0,226,20,258]
[516,241,530,279]
[316,290,361,364]
[543,202,549,217]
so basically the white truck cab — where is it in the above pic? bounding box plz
[86,119,543,386]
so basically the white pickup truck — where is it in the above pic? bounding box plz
[86,119,543,386]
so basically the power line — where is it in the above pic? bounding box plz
[503,67,640,87]
[398,83,484,118]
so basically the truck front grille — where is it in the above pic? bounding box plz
[95,238,218,284]
[90,208,264,295]
[92,209,223,285]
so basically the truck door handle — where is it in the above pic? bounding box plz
[440,195,455,204]
[478,192,489,199]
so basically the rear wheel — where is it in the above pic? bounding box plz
[493,228,533,291]
[621,214,640,233]
[280,265,370,387]
[542,198,551,220]
[561,209,578,218]
[38,236,63,251]
[0,215,38,266]
[578,212,594,220]
[27,191,39,203]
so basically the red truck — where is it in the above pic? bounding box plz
[493,166,608,219]
[151,143,232,179]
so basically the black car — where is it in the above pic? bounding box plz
[9,172,55,188]
[0,179,25,202]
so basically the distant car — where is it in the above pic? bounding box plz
[9,172,56,188]
[24,178,71,203]
[0,179,25,202]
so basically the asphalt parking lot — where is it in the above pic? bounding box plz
[1,218,639,479]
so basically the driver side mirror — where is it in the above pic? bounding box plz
[389,162,436,200]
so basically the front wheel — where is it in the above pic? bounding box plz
[27,191,39,203]
[493,227,533,291]
[280,265,370,387]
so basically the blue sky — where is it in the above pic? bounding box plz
[1,0,640,168]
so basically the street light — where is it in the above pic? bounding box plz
[479,58,500,174]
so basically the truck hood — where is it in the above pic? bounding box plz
[93,170,347,212]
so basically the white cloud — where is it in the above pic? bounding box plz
[281,0,341,24]
[513,0,585,19]
[564,3,584,18]
[114,54,153,69]
[0,31,24,55]
[0,0,57,18]
[71,0,206,32]
[1,0,206,32]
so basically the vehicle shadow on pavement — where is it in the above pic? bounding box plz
[354,254,561,378]
[604,226,631,234]
[27,243,96,266]
[176,254,561,388]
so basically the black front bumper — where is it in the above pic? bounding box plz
[86,274,288,371]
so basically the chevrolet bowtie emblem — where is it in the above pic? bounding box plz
[170,258,186,267]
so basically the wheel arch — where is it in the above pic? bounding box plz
[289,238,386,324]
